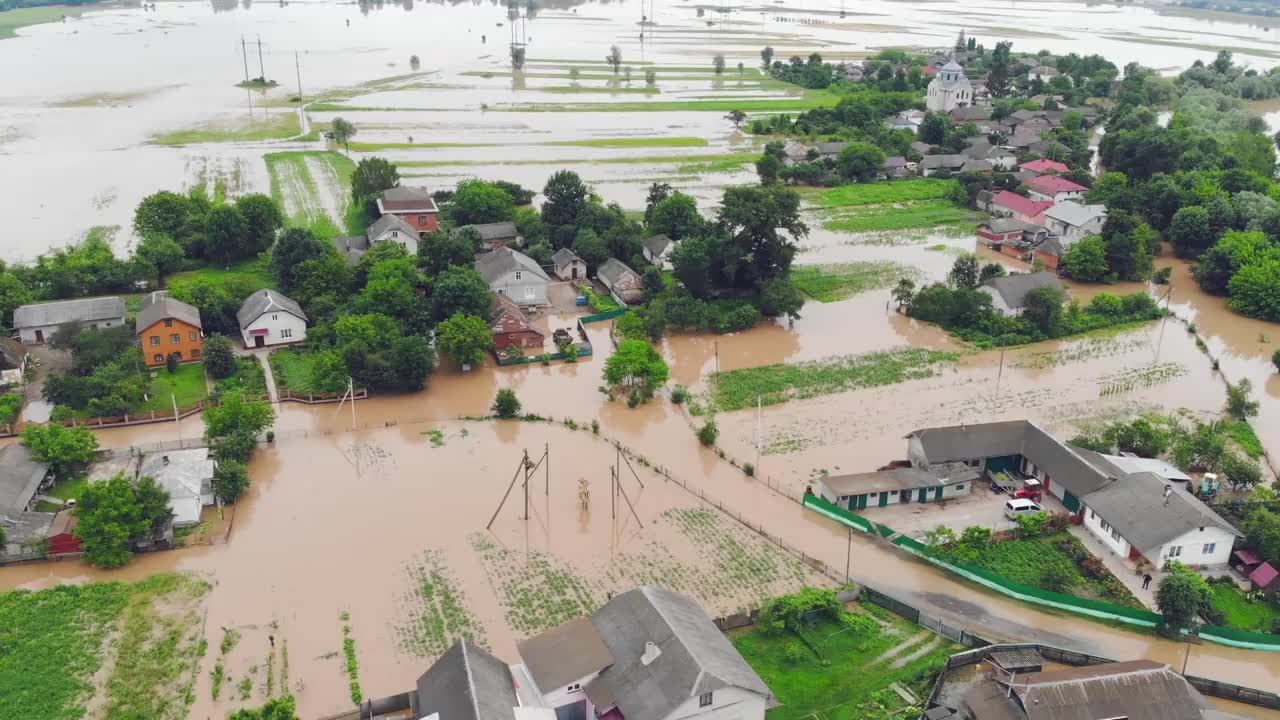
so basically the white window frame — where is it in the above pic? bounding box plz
[1168,545,1183,558]
[1203,543,1216,555]
[524,286,536,299]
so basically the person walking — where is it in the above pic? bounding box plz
[1142,573,1152,590]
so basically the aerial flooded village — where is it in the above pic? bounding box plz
[4,0,1280,719]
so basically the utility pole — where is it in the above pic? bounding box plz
[172,393,181,445]
[240,36,250,83]
[294,51,303,101]
[257,34,266,80]
[994,346,1006,398]
[846,527,852,583]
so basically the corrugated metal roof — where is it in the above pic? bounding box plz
[416,639,518,720]
[13,296,126,329]
[1011,660,1208,720]
[597,258,640,288]
[1082,472,1241,554]
[822,466,978,496]
[518,617,613,693]
[0,444,48,513]
[136,291,202,333]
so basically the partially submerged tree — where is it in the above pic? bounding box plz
[606,45,623,74]
[435,313,493,369]
[492,388,522,419]
[331,117,357,153]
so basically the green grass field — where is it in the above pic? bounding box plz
[398,151,760,170]
[1221,420,1264,458]
[819,201,982,233]
[0,5,87,40]
[966,532,1144,609]
[790,262,920,302]
[710,347,960,411]
[806,179,963,208]
[269,349,322,394]
[263,150,361,238]
[732,613,953,720]
[0,574,209,720]
[167,257,275,297]
[1210,583,1280,632]
[136,362,207,412]
[150,111,301,146]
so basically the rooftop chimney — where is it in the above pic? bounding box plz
[640,641,661,666]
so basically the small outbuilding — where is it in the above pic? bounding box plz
[552,248,587,281]
[237,289,308,349]
[596,258,644,305]
[979,272,1064,316]
[139,448,214,528]
[641,234,675,268]
[491,293,544,352]
[453,221,523,252]
[14,296,126,345]
[816,465,978,511]
[0,444,49,514]
[1250,562,1280,596]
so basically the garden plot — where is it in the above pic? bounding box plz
[395,551,486,657]
[1013,334,1154,369]
[264,151,355,237]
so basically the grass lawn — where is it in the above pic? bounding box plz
[167,257,275,296]
[1221,420,1264,458]
[966,532,1144,609]
[791,262,920,302]
[732,613,953,720]
[0,574,209,720]
[818,201,983,233]
[0,5,87,40]
[1209,582,1280,632]
[47,475,91,503]
[270,349,323,394]
[135,363,208,412]
[710,347,959,412]
[214,356,267,397]
[805,179,963,208]
[150,111,301,145]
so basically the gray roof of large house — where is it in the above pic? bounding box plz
[921,154,968,169]
[416,639,518,720]
[452,222,520,243]
[368,213,421,242]
[908,421,1115,500]
[519,616,615,693]
[475,246,549,285]
[642,234,672,257]
[552,248,585,271]
[816,141,849,157]
[596,258,640,287]
[139,447,214,501]
[981,272,1062,310]
[0,444,48,513]
[586,586,770,720]
[236,289,307,330]
[135,291,202,334]
[1083,472,1241,554]
[1043,203,1106,227]
[13,296,125,330]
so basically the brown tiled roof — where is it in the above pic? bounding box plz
[490,293,542,337]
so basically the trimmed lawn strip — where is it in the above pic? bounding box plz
[151,112,301,146]
[1209,582,1280,632]
[1221,420,1264,458]
[804,179,963,208]
[269,349,322,394]
[790,261,921,302]
[818,201,982,232]
[135,362,208,412]
[710,347,960,411]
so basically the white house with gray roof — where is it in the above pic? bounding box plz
[237,289,308,349]
[476,247,549,306]
[14,296,126,345]
[453,221,522,252]
[139,448,214,527]
[979,272,1064,316]
[1042,203,1106,246]
[641,234,675,268]
[333,214,422,266]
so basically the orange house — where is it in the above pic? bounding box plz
[136,291,204,367]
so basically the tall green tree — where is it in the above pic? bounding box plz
[203,205,250,264]
[20,423,99,475]
[74,474,147,568]
[541,170,590,232]
[435,313,493,369]
[717,185,807,286]
[235,194,284,255]
[603,339,669,396]
[450,179,516,226]
[204,390,274,444]
[1155,561,1212,630]
[647,193,702,241]
[947,253,981,289]
[350,157,400,208]
[331,117,357,153]
[134,234,185,287]
[430,266,491,322]
[1060,235,1111,282]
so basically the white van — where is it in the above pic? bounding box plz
[1004,498,1043,520]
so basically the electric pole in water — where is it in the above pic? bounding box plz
[295,51,303,101]
[240,36,250,83]
[257,34,266,80]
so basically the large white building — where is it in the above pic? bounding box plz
[926,61,973,112]
[236,289,308,349]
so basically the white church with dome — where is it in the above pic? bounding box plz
[926,60,972,112]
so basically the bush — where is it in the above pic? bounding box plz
[165,352,179,374]
[212,459,250,503]
[782,641,807,664]
[697,419,719,446]
[202,335,237,379]
[670,385,690,404]
[743,462,755,477]
[492,388,521,419]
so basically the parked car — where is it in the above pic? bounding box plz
[1004,498,1043,520]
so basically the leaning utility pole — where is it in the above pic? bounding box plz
[294,51,303,101]
[240,36,250,83]
[257,34,266,79]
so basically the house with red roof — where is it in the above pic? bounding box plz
[1019,158,1070,176]
[1026,175,1087,203]
[989,190,1053,225]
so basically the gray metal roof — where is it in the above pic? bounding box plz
[518,617,614,693]
[236,289,308,330]
[378,186,438,213]
[135,291,202,333]
[13,296,125,330]
[452,222,520,243]
[981,272,1062,310]
[475,247,549,285]
[1083,472,1242,555]
[0,510,54,546]
[416,639,518,720]
[597,258,639,287]
[822,466,978,496]
[586,586,770,720]
[921,154,968,169]
[0,444,48,513]
[1010,660,1209,720]
[989,648,1044,672]
[551,248,584,271]
[642,234,672,257]
[138,447,214,502]
[1042,203,1105,228]
[368,213,421,243]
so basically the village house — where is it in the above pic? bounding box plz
[1042,202,1106,245]
[1019,158,1069,176]
[139,448,214,528]
[979,272,1064,316]
[891,110,926,133]
[136,291,203,367]
[552,248,587,281]
[1025,175,1087,203]
[988,190,1053,225]
[919,154,968,176]
[641,234,676,268]
[389,586,772,720]
[1026,64,1060,81]
[781,140,811,166]
[926,60,972,112]
[976,218,1047,254]
[490,292,544,352]
[962,142,1016,170]
[45,511,81,555]
[1033,236,1064,271]
[816,465,979,511]
[881,156,913,179]
[0,336,29,387]
[14,296,126,345]
[333,214,422,266]
[0,444,48,516]
[949,106,991,124]
[237,289,308,349]
[453,221,523,252]
[0,510,55,560]
[909,140,935,156]
[476,246,550,306]
[597,258,644,305]
[376,186,439,234]
[814,141,849,161]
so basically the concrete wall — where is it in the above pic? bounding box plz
[491,271,549,306]
[241,312,308,348]
[20,316,124,345]
[667,686,767,720]
[1156,526,1236,569]
[1083,506,1132,558]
